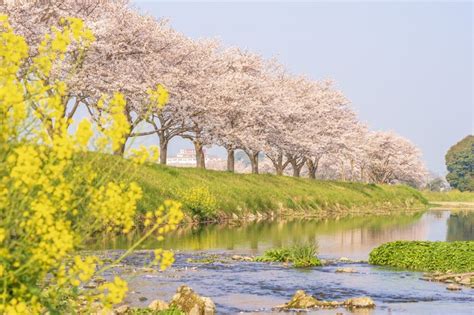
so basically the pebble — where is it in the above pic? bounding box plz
[446,284,462,291]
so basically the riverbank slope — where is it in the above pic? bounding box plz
[91,154,428,220]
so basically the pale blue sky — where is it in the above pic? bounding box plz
[132,0,473,174]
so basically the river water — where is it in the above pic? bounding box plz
[95,209,474,314]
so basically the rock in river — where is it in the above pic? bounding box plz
[446,284,462,291]
[344,297,376,308]
[231,255,253,262]
[148,299,169,311]
[169,285,216,315]
[335,267,357,273]
[277,290,375,310]
[275,290,342,309]
[113,304,130,315]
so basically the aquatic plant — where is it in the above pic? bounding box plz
[256,244,322,267]
[369,241,474,272]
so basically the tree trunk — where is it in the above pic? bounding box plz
[226,148,235,172]
[292,165,300,177]
[114,132,129,156]
[290,158,305,177]
[159,138,168,164]
[114,109,133,156]
[269,153,285,175]
[194,141,205,169]
[339,161,345,181]
[247,151,259,174]
[306,159,318,179]
[276,166,284,176]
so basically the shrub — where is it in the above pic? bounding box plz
[180,186,217,221]
[256,243,321,267]
[0,16,182,313]
[369,241,474,272]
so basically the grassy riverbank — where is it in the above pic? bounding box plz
[89,154,428,220]
[422,190,474,202]
[369,241,474,272]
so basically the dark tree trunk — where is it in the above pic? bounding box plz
[290,157,306,177]
[306,159,318,179]
[247,151,259,174]
[159,138,168,164]
[292,164,301,177]
[276,166,284,176]
[194,141,205,169]
[226,148,235,172]
[269,153,287,175]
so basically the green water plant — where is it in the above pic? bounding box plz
[369,241,474,272]
[256,243,322,267]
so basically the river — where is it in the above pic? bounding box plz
[93,209,474,314]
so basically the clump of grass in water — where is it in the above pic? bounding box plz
[256,243,322,267]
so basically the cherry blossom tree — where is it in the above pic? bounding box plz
[360,131,427,186]
[3,0,178,154]
[4,0,429,182]
[206,48,278,172]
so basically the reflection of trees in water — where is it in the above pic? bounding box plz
[447,211,474,241]
[142,212,423,251]
[90,211,427,251]
[432,211,445,219]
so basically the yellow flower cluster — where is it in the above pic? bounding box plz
[96,93,131,153]
[98,276,128,308]
[142,200,183,270]
[180,186,218,220]
[147,83,170,111]
[68,256,99,287]
[128,145,160,164]
[153,249,175,271]
[90,182,142,233]
[34,17,94,76]
[0,15,182,314]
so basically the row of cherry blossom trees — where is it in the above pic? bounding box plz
[3,0,428,186]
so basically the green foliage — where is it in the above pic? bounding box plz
[179,186,217,221]
[422,190,474,202]
[256,248,292,262]
[256,244,322,267]
[445,135,474,192]
[85,153,428,219]
[369,241,474,272]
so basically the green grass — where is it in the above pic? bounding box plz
[369,241,474,273]
[85,153,428,219]
[422,190,474,202]
[255,244,322,267]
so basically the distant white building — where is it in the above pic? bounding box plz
[167,149,222,167]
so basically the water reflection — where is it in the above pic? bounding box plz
[92,210,474,259]
[447,211,474,241]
